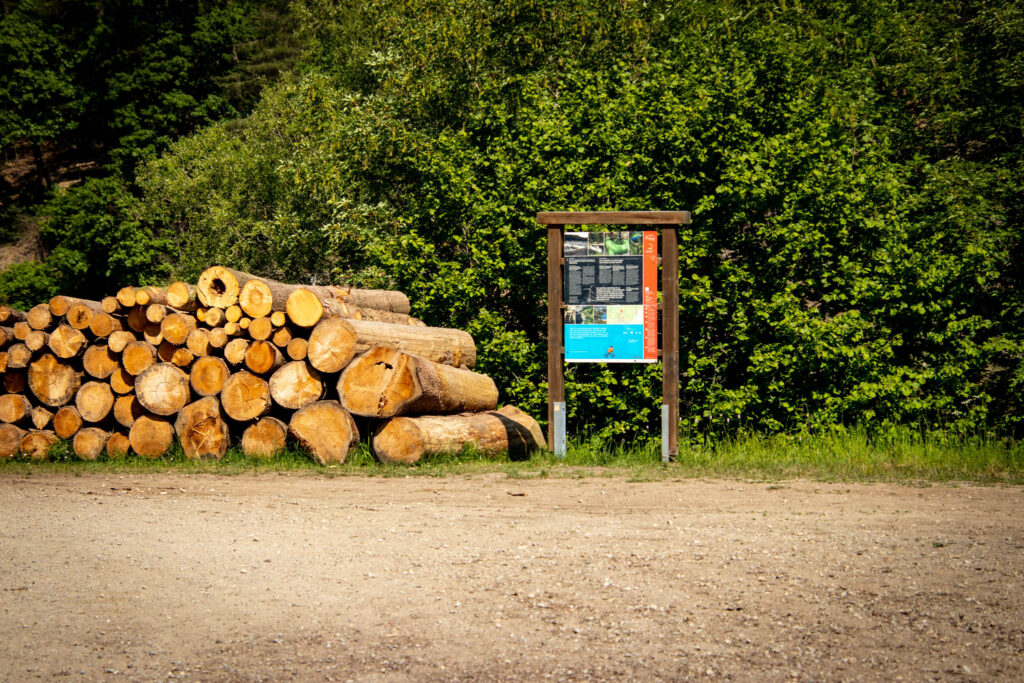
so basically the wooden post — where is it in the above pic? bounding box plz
[546,224,565,455]
[662,226,680,461]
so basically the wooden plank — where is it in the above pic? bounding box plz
[536,211,691,225]
[662,226,680,458]
[546,225,565,450]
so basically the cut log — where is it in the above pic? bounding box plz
[66,301,104,330]
[109,367,134,394]
[0,306,28,323]
[28,354,81,407]
[270,311,287,327]
[0,424,26,457]
[285,337,308,361]
[240,279,273,318]
[13,321,30,340]
[101,296,121,314]
[269,361,324,410]
[89,312,122,338]
[245,340,284,375]
[349,319,476,367]
[21,430,58,460]
[248,316,273,341]
[289,401,358,464]
[142,322,163,346]
[113,394,144,428]
[373,405,546,464]
[6,343,32,368]
[135,286,167,306]
[271,326,291,348]
[129,415,174,458]
[106,431,130,457]
[208,327,228,349]
[238,318,250,330]
[122,341,157,375]
[189,356,229,397]
[306,318,356,373]
[338,347,497,418]
[185,328,211,357]
[126,305,148,332]
[49,295,100,318]
[0,394,31,423]
[286,287,354,328]
[225,305,242,323]
[82,344,119,379]
[48,324,88,359]
[146,304,168,324]
[241,416,287,458]
[223,338,248,365]
[166,345,194,368]
[24,329,48,352]
[27,304,53,330]
[196,307,206,323]
[330,285,411,314]
[357,308,426,326]
[5,369,26,393]
[0,351,6,373]
[135,363,190,416]
[161,313,195,345]
[108,330,136,353]
[31,405,53,430]
[0,326,13,348]
[116,286,137,308]
[166,282,198,310]
[204,307,224,327]
[53,405,83,439]
[73,427,109,460]
[224,321,240,336]
[174,396,229,459]
[76,381,115,422]
[220,371,271,421]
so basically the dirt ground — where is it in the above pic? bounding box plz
[1,472,1022,681]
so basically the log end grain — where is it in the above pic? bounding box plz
[288,401,356,464]
[0,423,26,458]
[73,427,109,461]
[268,361,324,410]
[174,396,229,459]
[241,416,288,458]
[129,415,174,458]
[306,318,356,373]
[220,371,271,422]
[135,363,190,416]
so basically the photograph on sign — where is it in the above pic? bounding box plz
[564,231,658,363]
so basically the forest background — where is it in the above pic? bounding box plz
[1,0,1021,447]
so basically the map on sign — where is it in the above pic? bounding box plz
[563,231,658,363]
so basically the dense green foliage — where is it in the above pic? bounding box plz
[3,0,1022,443]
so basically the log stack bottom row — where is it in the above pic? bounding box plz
[0,266,547,464]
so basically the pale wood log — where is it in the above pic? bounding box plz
[82,344,119,379]
[223,338,248,366]
[196,307,207,323]
[76,381,115,422]
[13,321,30,340]
[135,363,190,416]
[174,396,229,459]
[49,295,99,318]
[27,304,53,330]
[166,282,198,310]
[122,340,157,375]
[270,311,286,327]
[21,430,57,460]
[161,312,195,345]
[220,371,271,421]
[109,367,134,394]
[285,337,308,361]
[241,416,287,458]
[248,316,273,341]
[238,318,250,330]
[0,351,6,373]
[240,279,273,318]
[89,312,122,338]
[0,324,16,347]
[126,305,148,332]
[101,296,121,314]
[190,356,229,397]
[186,328,211,357]
[73,427,109,460]
[129,415,174,458]
[224,321,240,336]
[269,361,324,410]
[66,301,104,330]
[24,329,47,352]
[5,369,26,393]
[225,305,242,323]
[113,394,143,428]
[288,400,358,464]
[208,327,228,349]
[373,406,546,464]
[135,286,167,306]
[306,318,356,373]
[204,307,224,327]
[0,306,28,323]
[31,406,53,430]
[356,308,425,326]
[107,330,136,353]
[338,347,496,418]
[286,288,356,328]
[271,326,291,348]
[146,304,168,324]
[106,431,130,457]
[53,406,83,439]
[116,286,137,308]
[349,319,476,367]
[0,424,26,457]
[0,394,31,423]
[330,285,410,315]
[245,340,284,375]
[28,354,81,406]
[48,324,87,359]
[157,340,179,363]
[6,342,30,368]
[160,343,194,369]
[143,322,163,346]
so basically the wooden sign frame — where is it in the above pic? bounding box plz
[537,211,691,462]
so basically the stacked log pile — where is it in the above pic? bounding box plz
[0,267,545,464]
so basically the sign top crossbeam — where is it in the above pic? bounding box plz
[536,211,691,225]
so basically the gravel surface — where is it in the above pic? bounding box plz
[1,472,1022,681]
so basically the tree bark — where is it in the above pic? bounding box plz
[269,361,324,410]
[338,347,497,418]
[53,405,83,439]
[73,428,109,461]
[174,396,229,460]
[329,285,410,315]
[241,416,287,458]
[134,363,190,416]
[348,319,476,367]
[190,356,229,397]
[289,400,358,464]
[356,308,425,326]
[76,381,115,422]
[129,415,174,458]
[372,406,546,464]
[221,371,271,421]
[28,353,81,407]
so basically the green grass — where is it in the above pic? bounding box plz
[1,429,1021,484]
